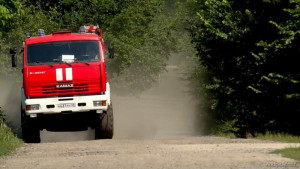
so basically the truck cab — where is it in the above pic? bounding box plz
[12,26,114,143]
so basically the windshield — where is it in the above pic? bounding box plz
[27,41,100,65]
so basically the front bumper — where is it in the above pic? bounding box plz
[25,94,109,115]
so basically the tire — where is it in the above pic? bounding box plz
[95,103,114,139]
[21,109,41,143]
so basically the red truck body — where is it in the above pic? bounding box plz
[14,26,114,143]
[23,32,107,98]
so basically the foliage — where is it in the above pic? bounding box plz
[212,119,239,137]
[257,132,300,143]
[106,1,178,94]
[0,110,23,156]
[0,0,22,73]
[0,0,22,35]
[0,124,23,156]
[188,0,300,136]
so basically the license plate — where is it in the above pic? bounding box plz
[57,103,76,108]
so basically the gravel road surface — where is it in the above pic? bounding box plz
[1,137,300,169]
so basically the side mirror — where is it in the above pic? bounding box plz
[108,46,114,59]
[10,47,17,67]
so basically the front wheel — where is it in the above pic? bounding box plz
[21,109,40,143]
[95,104,114,139]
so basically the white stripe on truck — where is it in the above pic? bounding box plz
[66,68,73,81]
[56,68,63,81]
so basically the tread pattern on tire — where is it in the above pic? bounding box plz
[95,103,114,139]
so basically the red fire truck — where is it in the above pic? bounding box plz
[10,25,114,143]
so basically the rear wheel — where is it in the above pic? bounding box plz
[95,104,114,139]
[21,109,41,143]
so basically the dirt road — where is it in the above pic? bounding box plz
[1,137,300,169]
[1,62,300,168]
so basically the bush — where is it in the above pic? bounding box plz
[0,109,22,156]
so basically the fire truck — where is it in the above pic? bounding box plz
[10,26,114,143]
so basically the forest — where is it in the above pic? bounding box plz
[1,0,299,137]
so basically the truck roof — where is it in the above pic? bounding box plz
[25,32,101,45]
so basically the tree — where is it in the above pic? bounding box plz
[188,0,300,135]
[0,0,22,35]
[0,0,22,72]
[104,0,178,93]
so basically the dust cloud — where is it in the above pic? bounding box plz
[0,53,208,142]
[112,53,207,139]
[113,68,203,139]
[0,73,22,136]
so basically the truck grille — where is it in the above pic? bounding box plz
[28,79,101,97]
[42,84,88,95]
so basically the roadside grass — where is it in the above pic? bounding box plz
[0,110,23,157]
[256,132,300,143]
[0,123,23,156]
[273,147,300,162]
[257,132,300,162]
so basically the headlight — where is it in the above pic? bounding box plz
[93,101,106,107]
[93,101,102,107]
[26,104,40,111]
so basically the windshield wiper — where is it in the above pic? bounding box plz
[73,59,90,66]
[64,61,72,67]
[53,59,72,67]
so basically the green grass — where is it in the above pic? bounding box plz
[256,132,300,143]
[216,132,300,143]
[273,147,300,162]
[0,123,23,156]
